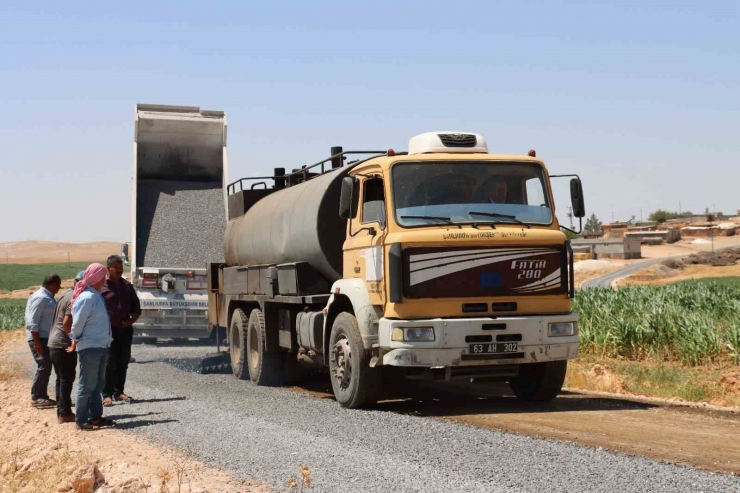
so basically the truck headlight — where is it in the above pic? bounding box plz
[548,322,576,337]
[391,327,435,342]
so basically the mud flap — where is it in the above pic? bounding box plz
[198,352,232,374]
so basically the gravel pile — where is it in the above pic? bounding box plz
[136,180,225,268]
[109,344,740,493]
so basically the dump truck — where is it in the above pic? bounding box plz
[208,132,585,408]
[122,104,228,341]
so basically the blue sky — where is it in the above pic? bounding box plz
[1,1,738,241]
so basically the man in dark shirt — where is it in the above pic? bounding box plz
[101,255,141,406]
[48,270,85,422]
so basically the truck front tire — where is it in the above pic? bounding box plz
[328,312,381,409]
[509,360,567,402]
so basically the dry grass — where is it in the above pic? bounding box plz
[0,443,92,493]
[287,465,312,491]
[566,356,740,408]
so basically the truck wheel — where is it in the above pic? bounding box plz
[229,309,249,380]
[509,360,567,402]
[328,312,381,409]
[246,309,282,386]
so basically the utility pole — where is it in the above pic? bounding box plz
[611,212,614,223]
[679,201,682,215]
[640,208,643,223]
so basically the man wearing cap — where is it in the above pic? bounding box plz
[25,274,61,408]
[101,255,141,406]
[48,271,84,423]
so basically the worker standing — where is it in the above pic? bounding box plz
[48,270,85,423]
[101,255,141,406]
[70,263,114,431]
[25,274,61,408]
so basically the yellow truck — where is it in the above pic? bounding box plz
[208,132,585,408]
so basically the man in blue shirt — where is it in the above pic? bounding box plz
[25,274,62,408]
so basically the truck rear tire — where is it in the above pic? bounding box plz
[509,360,567,402]
[246,309,282,386]
[229,309,249,380]
[328,312,381,409]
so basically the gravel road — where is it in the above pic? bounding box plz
[97,342,740,493]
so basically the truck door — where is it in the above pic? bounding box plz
[344,174,386,305]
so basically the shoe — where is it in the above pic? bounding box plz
[102,397,113,407]
[90,417,116,428]
[31,398,56,408]
[57,413,76,424]
[76,422,95,431]
[114,394,133,403]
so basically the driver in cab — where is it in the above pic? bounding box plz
[486,180,508,204]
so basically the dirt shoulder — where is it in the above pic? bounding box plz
[291,366,740,475]
[618,263,740,286]
[0,331,270,493]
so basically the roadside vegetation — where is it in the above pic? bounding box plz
[574,281,740,366]
[0,299,26,331]
[571,279,740,407]
[0,262,91,292]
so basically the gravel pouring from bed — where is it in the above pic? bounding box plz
[136,180,225,268]
[106,344,740,493]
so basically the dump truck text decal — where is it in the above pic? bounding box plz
[140,300,208,310]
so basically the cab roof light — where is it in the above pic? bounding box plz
[528,149,536,157]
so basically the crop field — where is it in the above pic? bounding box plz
[0,299,27,330]
[574,280,740,366]
[0,262,92,292]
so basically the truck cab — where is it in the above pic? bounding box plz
[332,133,581,392]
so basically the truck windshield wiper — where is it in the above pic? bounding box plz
[401,215,461,228]
[469,211,531,228]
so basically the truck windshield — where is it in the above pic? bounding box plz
[392,161,552,227]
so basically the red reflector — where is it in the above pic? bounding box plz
[142,279,158,287]
[528,149,536,157]
[186,280,206,290]
[387,149,396,156]
[143,273,159,278]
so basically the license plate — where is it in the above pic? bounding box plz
[469,342,518,354]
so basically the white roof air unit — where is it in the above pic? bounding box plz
[408,132,488,155]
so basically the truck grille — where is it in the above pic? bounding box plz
[403,245,566,299]
[438,133,477,147]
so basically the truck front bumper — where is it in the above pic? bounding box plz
[378,314,579,367]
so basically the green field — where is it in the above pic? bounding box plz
[0,262,93,292]
[574,281,740,366]
[0,299,27,331]
[683,277,740,288]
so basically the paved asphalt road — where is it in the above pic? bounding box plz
[87,342,740,493]
[580,257,671,289]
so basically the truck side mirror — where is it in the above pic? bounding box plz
[121,243,129,264]
[570,178,586,218]
[339,177,359,219]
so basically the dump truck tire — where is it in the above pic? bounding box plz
[246,309,282,386]
[509,360,567,402]
[230,308,249,380]
[328,312,381,409]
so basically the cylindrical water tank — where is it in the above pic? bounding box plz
[223,167,349,281]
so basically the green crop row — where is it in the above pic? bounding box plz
[0,299,27,331]
[574,281,740,366]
